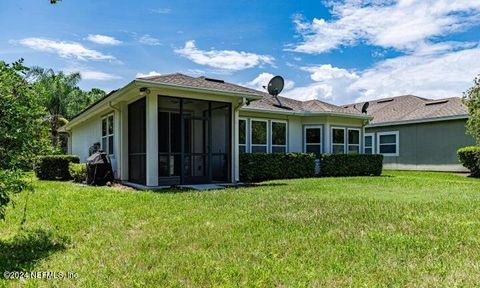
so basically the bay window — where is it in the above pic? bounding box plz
[331,127,345,154]
[250,120,268,153]
[271,121,287,153]
[304,126,322,158]
[239,119,247,153]
[347,128,360,154]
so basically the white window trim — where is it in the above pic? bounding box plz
[331,127,346,154]
[239,118,248,153]
[347,128,361,154]
[304,125,323,155]
[101,113,114,155]
[364,133,375,154]
[271,120,288,153]
[250,118,269,153]
[377,131,399,157]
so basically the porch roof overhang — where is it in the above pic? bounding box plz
[60,79,263,131]
[240,107,373,120]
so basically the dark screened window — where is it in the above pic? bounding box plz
[251,120,267,153]
[271,121,286,153]
[332,128,345,154]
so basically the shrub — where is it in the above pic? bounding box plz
[458,146,480,177]
[320,154,383,177]
[240,153,316,182]
[69,163,87,183]
[34,155,80,180]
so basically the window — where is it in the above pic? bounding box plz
[347,129,360,154]
[102,114,114,155]
[271,121,287,153]
[331,127,345,154]
[377,131,399,156]
[250,120,267,153]
[239,119,247,153]
[304,126,322,158]
[364,133,374,154]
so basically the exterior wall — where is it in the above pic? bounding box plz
[366,119,475,171]
[70,115,102,162]
[238,110,366,155]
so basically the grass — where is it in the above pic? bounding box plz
[1,171,480,287]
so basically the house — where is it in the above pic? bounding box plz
[345,95,475,171]
[62,73,371,188]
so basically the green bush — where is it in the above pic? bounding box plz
[34,155,80,180]
[458,146,480,177]
[69,163,87,183]
[240,153,316,182]
[320,154,383,177]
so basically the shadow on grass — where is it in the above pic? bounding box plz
[0,229,69,272]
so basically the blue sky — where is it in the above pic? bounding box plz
[1,0,479,104]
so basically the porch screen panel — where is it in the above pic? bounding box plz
[128,97,146,185]
[211,102,231,182]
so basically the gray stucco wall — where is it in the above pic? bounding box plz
[366,119,475,171]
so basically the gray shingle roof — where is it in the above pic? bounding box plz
[138,73,363,116]
[344,95,468,125]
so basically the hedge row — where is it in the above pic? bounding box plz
[34,155,80,180]
[69,163,87,183]
[458,146,480,177]
[320,154,383,177]
[240,153,316,182]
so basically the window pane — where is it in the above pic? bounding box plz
[379,144,396,154]
[108,136,114,154]
[380,134,396,144]
[332,144,345,154]
[272,146,286,153]
[251,145,267,153]
[348,130,359,144]
[251,121,267,145]
[306,144,321,158]
[365,147,373,154]
[239,120,246,145]
[348,145,359,154]
[272,122,286,145]
[102,138,107,151]
[102,118,107,136]
[159,155,169,177]
[306,128,321,144]
[108,115,114,134]
[332,128,345,144]
[364,135,372,147]
[239,145,246,153]
[159,112,170,153]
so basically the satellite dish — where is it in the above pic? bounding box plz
[361,102,370,114]
[267,76,285,96]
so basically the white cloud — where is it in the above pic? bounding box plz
[246,72,295,91]
[18,38,115,61]
[80,70,121,81]
[150,8,171,14]
[284,44,480,104]
[138,34,161,46]
[289,0,480,54]
[136,71,161,78]
[175,40,275,71]
[86,34,122,45]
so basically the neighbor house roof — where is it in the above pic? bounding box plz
[344,95,468,126]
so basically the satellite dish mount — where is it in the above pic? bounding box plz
[267,76,291,110]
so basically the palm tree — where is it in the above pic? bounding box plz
[28,67,81,147]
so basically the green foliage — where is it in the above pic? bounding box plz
[457,146,480,177]
[35,155,80,180]
[320,154,383,177]
[69,163,87,183]
[240,153,316,182]
[463,75,480,145]
[0,59,50,220]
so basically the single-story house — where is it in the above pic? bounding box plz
[344,95,475,171]
[62,73,371,187]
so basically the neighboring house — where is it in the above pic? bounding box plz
[345,95,475,171]
[61,73,370,187]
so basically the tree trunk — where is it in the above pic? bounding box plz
[51,115,59,147]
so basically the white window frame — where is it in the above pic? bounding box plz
[101,113,114,155]
[331,127,346,154]
[364,133,375,154]
[347,128,361,154]
[250,118,269,153]
[238,118,248,153]
[377,131,399,157]
[304,125,323,156]
[270,120,288,153]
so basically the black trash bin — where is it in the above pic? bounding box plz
[86,151,114,186]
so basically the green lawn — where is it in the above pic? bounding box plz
[1,171,480,287]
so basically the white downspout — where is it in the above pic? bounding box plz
[233,97,247,184]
